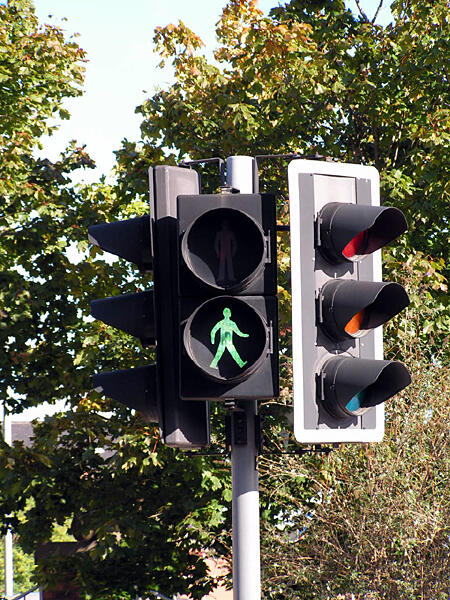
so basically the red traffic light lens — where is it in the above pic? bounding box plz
[318,203,408,264]
[342,229,368,259]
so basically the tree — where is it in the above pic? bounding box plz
[125,0,449,268]
[0,2,228,598]
[0,542,35,593]
[258,255,449,599]
[0,0,90,412]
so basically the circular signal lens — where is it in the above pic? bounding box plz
[345,390,368,414]
[342,229,368,259]
[344,308,366,336]
[184,296,269,383]
[181,207,265,292]
[320,357,411,421]
[318,203,408,264]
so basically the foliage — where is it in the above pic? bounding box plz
[0,541,35,595]
[0,1,227,597]
[259,264,449,599]
[0,0,91,411]
[114,0,449,597]
[116,0,449,351]
[0,520,76,596]
[384,251,449,362]
[0,410,230,598]
[0,0,85,163]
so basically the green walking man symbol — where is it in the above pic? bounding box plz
[210,307,249,369]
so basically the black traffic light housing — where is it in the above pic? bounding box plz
[88,215,160,422]
[319,357,411,420]
[319,280,409,342]
[317,202,409,263]
[88,166,211,448]
[148,165,211,447]
[177,193,279,401]
[288,160,411,444]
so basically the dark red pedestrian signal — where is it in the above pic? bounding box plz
[181,206,268,292]
[288,160,411,443]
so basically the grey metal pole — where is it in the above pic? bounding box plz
[226,155,261,600]
[2,405,14,599]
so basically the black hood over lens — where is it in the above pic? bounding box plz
[318,202,407,263]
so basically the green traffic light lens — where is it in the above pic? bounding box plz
[345,390,369,414]
[321,357,411,421]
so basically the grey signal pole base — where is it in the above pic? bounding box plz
[227,155,261,600]
[230,404,261,600]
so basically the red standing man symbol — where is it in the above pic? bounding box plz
[215,219,237,285]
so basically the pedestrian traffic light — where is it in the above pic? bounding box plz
[177,192,279,401]
[88,165,210,448]
[288,160,411,443]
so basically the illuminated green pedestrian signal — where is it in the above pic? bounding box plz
[183,296,270,386]
[210,307,249,369]
[177,193,279,401]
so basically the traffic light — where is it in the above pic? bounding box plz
[288,160,411,443]
[88,165,210,448]
[177,192,279,401]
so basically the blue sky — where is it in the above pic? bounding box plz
[33,0,278,182]
[32,0,393,184]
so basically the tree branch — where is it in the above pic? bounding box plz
[355,0,369,21]
[372,0,384,24]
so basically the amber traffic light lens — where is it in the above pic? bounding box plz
[344,308,366,335]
